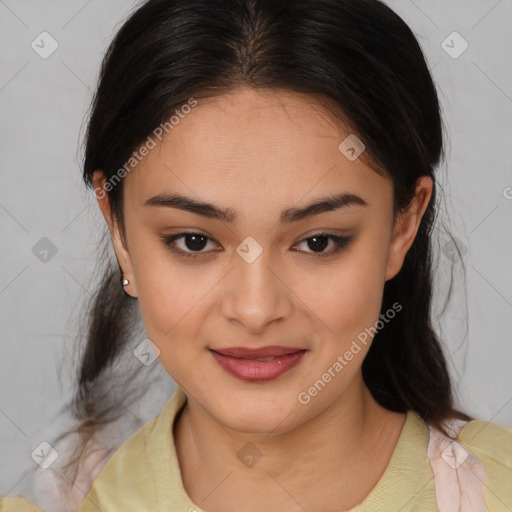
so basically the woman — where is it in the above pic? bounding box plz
[3,0,511,510]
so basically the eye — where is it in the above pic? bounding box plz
[162,232,220,258]
[292,233,353,258]
[161,231,353,259]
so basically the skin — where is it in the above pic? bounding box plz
[94,86,432,511]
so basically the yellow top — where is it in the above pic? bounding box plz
[2,387,511,511]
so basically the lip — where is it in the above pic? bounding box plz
[209,346,307,382]
[210,345,305,358]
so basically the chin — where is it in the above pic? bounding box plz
[210,391,298,435]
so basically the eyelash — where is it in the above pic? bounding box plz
[161,232,353,260]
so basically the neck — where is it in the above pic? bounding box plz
[174,374,407,511]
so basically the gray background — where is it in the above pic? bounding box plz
[1,0,511,499]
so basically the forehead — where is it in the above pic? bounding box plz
[125,87,391,216]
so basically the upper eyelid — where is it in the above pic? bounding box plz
[168,231,342,243]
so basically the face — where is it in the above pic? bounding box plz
[95,86,431,434]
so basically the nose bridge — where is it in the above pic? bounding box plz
[221,238,291,331]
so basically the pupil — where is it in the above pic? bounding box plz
[186,234,207,251]
[309,236,328,252]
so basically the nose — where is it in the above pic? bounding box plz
[220,248,293,333]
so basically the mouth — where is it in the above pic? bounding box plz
[208,346,307,381]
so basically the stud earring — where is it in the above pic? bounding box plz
[122,276,130,287]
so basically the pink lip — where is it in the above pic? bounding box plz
[209,347,307,381]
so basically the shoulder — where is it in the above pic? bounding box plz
[28,400,160,512]
[0,495,44,512]
[459,419,512,509]
[78,416,160,511]
[29,432,116,512]
[78,390,186,511]
[426,416,512,511]
[457,418,512,470]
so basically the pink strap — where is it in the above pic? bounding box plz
[426,418,489,511]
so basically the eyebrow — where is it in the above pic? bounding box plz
[144,192,368,224]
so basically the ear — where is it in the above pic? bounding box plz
[385,175,433,281]
[93,170,138,297]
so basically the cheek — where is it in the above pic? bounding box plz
[138,271,210,339]
[135,263,215,383]
[301,231,391,344]
[127,229,211,351]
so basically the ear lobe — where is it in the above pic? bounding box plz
[92,170,138,298]
[385,176,433,281]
